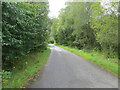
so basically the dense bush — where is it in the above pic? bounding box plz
[2,2,49,70]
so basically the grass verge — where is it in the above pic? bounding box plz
[57,45,118,77]
[3,47,50,88]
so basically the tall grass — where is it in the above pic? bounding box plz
[58,45,118,77]
[3,47,50,88]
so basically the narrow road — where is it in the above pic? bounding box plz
[28,45,118,88]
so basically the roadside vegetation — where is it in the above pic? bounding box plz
[58,45,118,77]
[50,2,119,76]
[2,2,50,88]
[3,47,50,88]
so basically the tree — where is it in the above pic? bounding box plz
[2,2,49,70]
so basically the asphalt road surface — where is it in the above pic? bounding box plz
[28,44,118,88]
